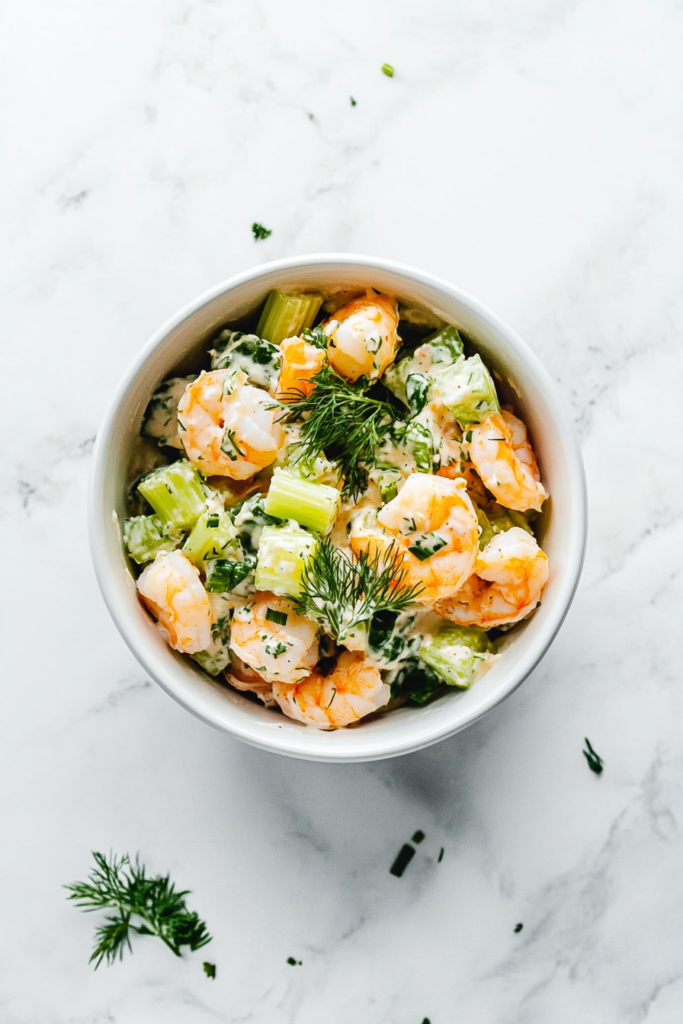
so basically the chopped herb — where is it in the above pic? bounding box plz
[437,847,444,863]
[421,1019,432,1024]
[205,556,255,593]
[220,428,245,461]
[411,830,425,844]
[287,956,302,966]
[64,852,211,969]
[381,63,395,77]
[389,843,415,878]
[206,514,219,529]
[264,640,288,657]
[203,961,216,978]
[350,96,357,106]
[301,324,328,349]
[266,608,288,626]
[583,737,604,775]
[465,431,473,443]
[326,686,337,708]
[514,923,523,933]
[408,532,448,562]
[252,222,272,241]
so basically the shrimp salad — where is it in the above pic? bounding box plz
[125,287,549,730]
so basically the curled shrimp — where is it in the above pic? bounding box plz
[349,473,479,605]
[178,368,284,480]
[224,651,276,707]
[466,410,547,513]
[275,336,326,402]
[323,291,399,382]
[229,592,319,684]
[137,550,212,654]
[273,650,389,729]
[435,527,549,628]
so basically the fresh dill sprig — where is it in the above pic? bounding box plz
[64,851,212,968]
[280,364,401,498]
[292,536,423,641]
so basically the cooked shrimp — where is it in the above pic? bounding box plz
[349,473,479,605]
[224,651,276,707]
[466,410,547,513]
[229,592,319,684]
[436,527,549,628]
[275,336,326,401]
[137,550,212,654]
[178,368,284,480]
[273,650,389,729]
[323,291,399,382]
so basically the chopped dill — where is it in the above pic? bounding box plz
[583,737,604,775]
[252,222,272,241]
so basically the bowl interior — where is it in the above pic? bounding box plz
[90,255,586,761]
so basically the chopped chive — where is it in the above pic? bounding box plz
[252,222,272,241]
[514,923,523,933]
[381,63,395,77]
[437,847,444,863]
[350,96,357,106]
[583,737,604,775]
[389,843,415,878]
[203,961,216,978]
[411,830,425,844]
[266,608,288,626]
[287,956,302,966]
[408,532,448,562]
[206,514,219,528]
[421,1019,432,1024]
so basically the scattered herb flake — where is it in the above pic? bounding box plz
[389,843,415,878]
[411,830,426,844]
[437,847,444,863]
[421,1019,432,1024]
[583,737,604,775]
[287,956,302,966]
[203,961,216,978]
[381,63,395,77]
[266,608,288,626]
[350,96,357,106]
[514,923,523,933]
[252,222,272,241]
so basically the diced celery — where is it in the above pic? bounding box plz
[205,555,256,593]
[137,460,207,530]
[182,510,237,567]
[264,468,341,535]
[419,624,494,689]
[434,354,500,427]
[256,290,324,345]
[397,421,435,474]
[209,329,281,389]
[375,467,402,503]
[191,595,232,675]
[255,522,317,597]
[141,376,193,449]
[123,515,181,564]
[421,325,464,365]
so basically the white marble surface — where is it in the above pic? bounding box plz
[2,0,683,1020]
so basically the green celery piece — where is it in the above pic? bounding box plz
[264,469,341,535]
[205,555,256,593]
[137,460,207,530]
[123,515,180,564]
[382,325,464,407]
[488,505,534,537]
[183,510,237,568]
[419,624,493,689]
[421,325,464,365]
[256,290,324,344]
[255,523,317,597]
[398,421,435,474]
[434,354,500,427]
[376,467,401,503]
[209,329,282,389]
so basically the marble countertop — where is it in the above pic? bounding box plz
[3,1,683,1021]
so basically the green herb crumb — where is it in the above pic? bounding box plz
[252,222,272,241]
[389,843,415,878]
[350,96,357,106]
[514,923,523,934]
[583,737,604,775]
[287,956,302,966]
[381,63,395,77]
[411,830,426,844]
[203,961,216,979]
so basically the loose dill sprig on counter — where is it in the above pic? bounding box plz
[64,852,212,968]
[280,364,401,498]
[582,737,604,775]
[292,536,423,641]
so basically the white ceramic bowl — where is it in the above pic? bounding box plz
[89,254,587,762]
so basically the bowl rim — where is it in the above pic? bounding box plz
[89,253,587,761]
